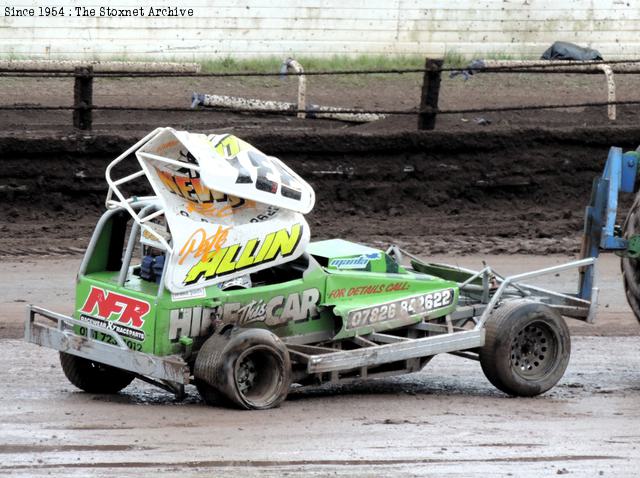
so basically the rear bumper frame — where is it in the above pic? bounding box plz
[25,305,190,385]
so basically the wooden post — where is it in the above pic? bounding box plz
[73,66,93,130]
[418,58,443,130]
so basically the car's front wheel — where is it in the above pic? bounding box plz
[479,300,570,397]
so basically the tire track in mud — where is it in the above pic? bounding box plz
[0,455,621,471]
[0,237,582,258]
[0,246,86,257]
[0,444,149,453]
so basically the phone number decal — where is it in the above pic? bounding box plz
[346,288,455,329]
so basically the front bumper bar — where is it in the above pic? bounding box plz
[25,305,190,385]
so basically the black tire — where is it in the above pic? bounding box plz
[479,300,570,397]
[193,333,230,407]
[621,191,640,324]
[59,352,135,393]
[194,328,292,410]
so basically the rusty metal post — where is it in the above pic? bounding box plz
[418,58,443,130]
[73,66,93,130]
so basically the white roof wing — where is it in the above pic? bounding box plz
[107,127,314,293]
[137,129,315,214]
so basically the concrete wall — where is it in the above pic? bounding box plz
[1,0,638,60]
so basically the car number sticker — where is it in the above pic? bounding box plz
[346,288,455,329]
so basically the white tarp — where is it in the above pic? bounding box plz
[134,128,314,292]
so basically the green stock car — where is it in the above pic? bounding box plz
[26,127,600,410]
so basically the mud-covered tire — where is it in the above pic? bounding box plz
[59,352,135,393]
[194,329,292,410]
[621,192,640,324]
[193,333,230,406]
[479,300,570,397]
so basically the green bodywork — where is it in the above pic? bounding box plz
[74,228,458,358]
[621,234,640,259]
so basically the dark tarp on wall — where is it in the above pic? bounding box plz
[540,41,603,61]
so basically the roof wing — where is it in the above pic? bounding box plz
[105,127,313,292]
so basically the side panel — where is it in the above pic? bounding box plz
[74,275,157,354]
[324,271,459,340]
[154,266,332,354]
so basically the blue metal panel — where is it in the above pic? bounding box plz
[600,147,623,249]
[579,146,638,300]
[602,236,628,249]
[621,152,638,193]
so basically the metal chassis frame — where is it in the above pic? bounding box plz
[25,305,190,386]
[287,250,596,381]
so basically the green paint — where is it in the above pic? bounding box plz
[626,235,640,259]
[75,230,458,359]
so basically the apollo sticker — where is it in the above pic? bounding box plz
[346,288,455,329]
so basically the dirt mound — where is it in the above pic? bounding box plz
[0,126,638,256]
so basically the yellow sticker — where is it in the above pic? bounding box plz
[184,223,303,285]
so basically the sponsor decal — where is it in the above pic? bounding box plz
[329,252,381,270]
[224,299,267,326]
[79,286,151,341]
[168,288,320,339]
[80,286,150,328]
[169,306,216,340]
[79,314,145,342]
[184,223,303,285]
[328,281,410,299]
[187,202,233,219]
[155,167,249,217]
[156,168,214,204]
[222,288,320,327]
[178,226,230,265]
[346,288,455,329]
[171,288,206,302]
[249,205,281,223]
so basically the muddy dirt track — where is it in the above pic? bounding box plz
[2,71,640,476]
[2,335,639,478]
[1,255,639,476]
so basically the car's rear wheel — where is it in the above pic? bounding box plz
[193,334,229,407]
[479,300,570,397]
[59,352,135,393]
[194,329,292,410]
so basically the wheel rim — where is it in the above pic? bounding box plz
[233,346,282,408]
[510,321,559,380]
[236,356,258,396]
